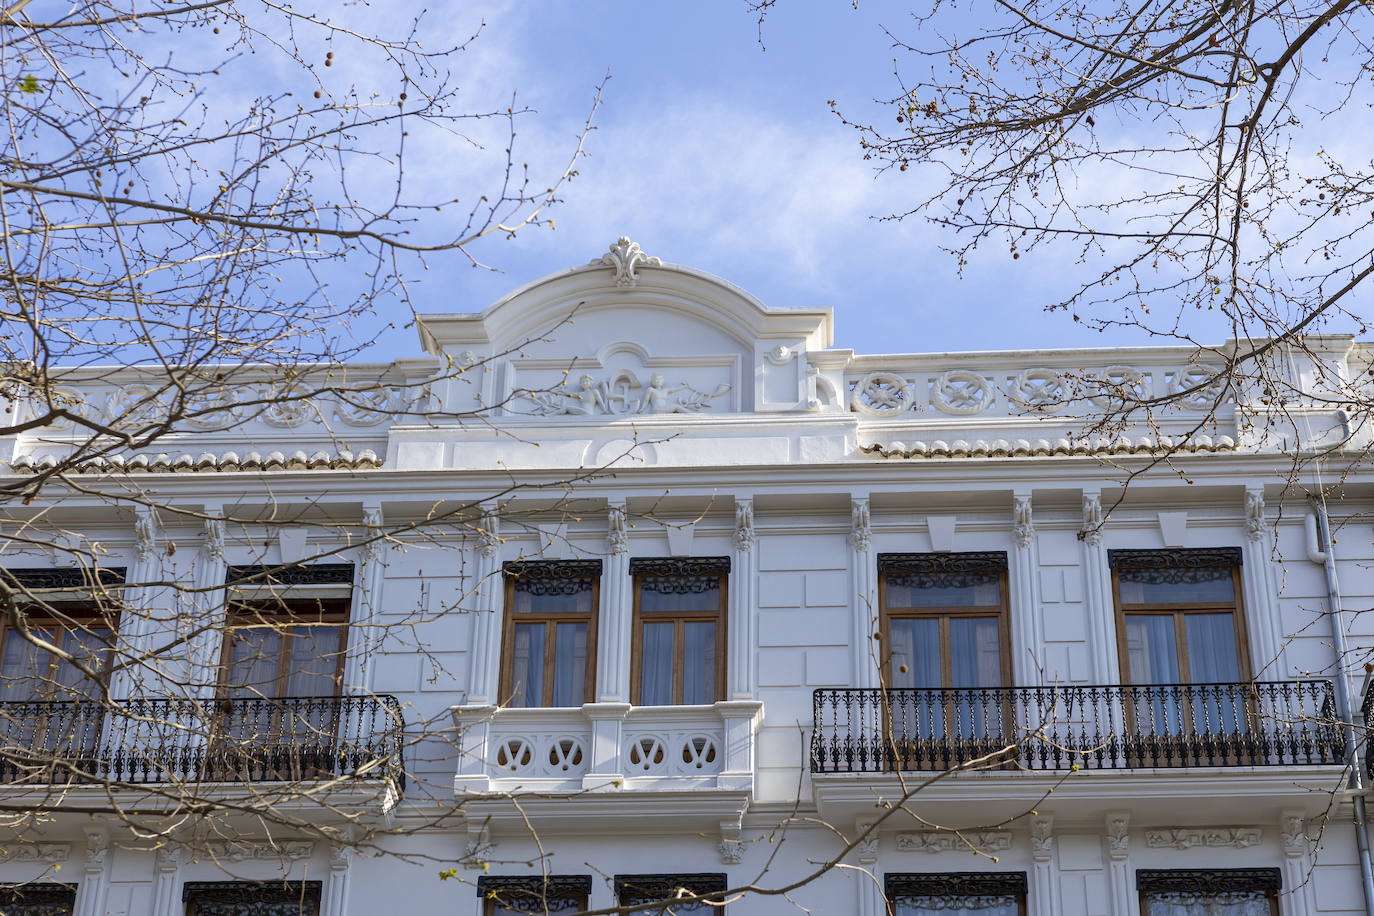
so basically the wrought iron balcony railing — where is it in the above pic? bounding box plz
[812,681,1340,773]
[0,695,406,789]
[1362,676,1374,781]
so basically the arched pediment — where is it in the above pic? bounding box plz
[418,238,834,416]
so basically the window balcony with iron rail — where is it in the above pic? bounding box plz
[0,695,406,811]
[809,681,1344,823]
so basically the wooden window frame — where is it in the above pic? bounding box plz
[217,597,351,701]
[1109,549,1253,688]
[498,560,601,708]
[1136,868,1280,916]
[885,872,1028,916]
[877,553,1013,690]
[629,558,729,707]
[0,605,121,701]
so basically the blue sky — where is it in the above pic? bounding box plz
[351,1,1247,360]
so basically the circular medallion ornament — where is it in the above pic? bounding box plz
[850,372,912,416]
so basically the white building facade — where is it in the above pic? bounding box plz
[2,238,1373,916]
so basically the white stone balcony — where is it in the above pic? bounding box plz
[449,700,763,838]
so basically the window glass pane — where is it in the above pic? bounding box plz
[886,572,1001,608]
[0,626,57,701]
[551,622,588,707]
[682,621,715,705]
[226,628,283,697]
[1119,566,1235,604]
[894,895,1020,914]
[510,623,546,708]
[1183,614,1241,682]
[640,622,675,706]
[640,575,720,613]
[1125,614,1180,684]
[51,624,112,702]
[511,578,594,615]
[889,618,941,688]
[283,626,344,697]
[950,617,1002,688]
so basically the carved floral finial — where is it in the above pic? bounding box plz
[592,236,661,288]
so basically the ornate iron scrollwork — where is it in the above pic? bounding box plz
[885,872,1029,898]
[630,557,731,595]
[0,883,78,916]
[225,563,355,587]
[1136,868,1281,894]
[615,873,727,905]
[181,881,323,915]
[503,560,603,596]
[477,876,592,912]
[877,552,1008,574]
[1,567,126,590]
[1108,547,1242,570]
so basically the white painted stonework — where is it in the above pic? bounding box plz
[2,239,1373,916]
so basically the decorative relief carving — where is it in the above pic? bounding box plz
[930,370,994,415]
[1082,493,1104,547]
[607,503,629,556]
[83,828,110,871]
[849,499,872,552]
[206,840,315,862]
[203,512,225,561]
[850,372,912,416]
[592,236,661,288]
[734,500,756,552]
[1105,812,1130,861]
[897,831,1012,855]
[1030,817,1054,862]
[1086,365,1149,409]
[1005,367,1066,410]
[718,841,744,865]
[1281,813,1307,858]
[135,509,157,563]
[522,371,731,416]
[1012,495,1035,548]
[1144,828,1261,850]
[154,843,184,872]
[855,822,879,865]
[0,842,70,863]
[1169,363,1227,408]
[1246,489,1266,543]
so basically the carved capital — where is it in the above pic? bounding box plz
[1012,494,1036,548]
[361,504,384,564]
[1246,488,1266,543]
[154,843,184,873]
[849,498,872,552]
[606,502,629,555]
[1105,811,1129,861]
[203,509,225,561]
[1082,493,1104,547]
[1031,815,1054,862]
[1280,811,1307,858]
[83,827,110,872]
[734,499,756,552]
[855,820,880,865]
[135,507,157,562]
[477,516,501,559]
[718,840,744,865]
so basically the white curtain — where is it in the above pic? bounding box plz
[894,895,1019,914]
[1143,891,1272,916]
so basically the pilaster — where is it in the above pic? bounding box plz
[1241,487,1286,677]
[1029,815,1059,916]
[582,702,631,791]
[150,843,184,916]
[187,505,228,697]
[730,498,758,699]
[1081,491,1120,683]
[1104,811,1133,916]
[72,825,110,916]
[344,502,386,693]
[854,819,883,916]
[1280,809,1317,916]
[324,833,355,916]
[1010,491,1045,683]
[715,699,764,792]
[850,497,879,689]
[466,516,503,705]
[110,506,162,698]
[599,501,632,702]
